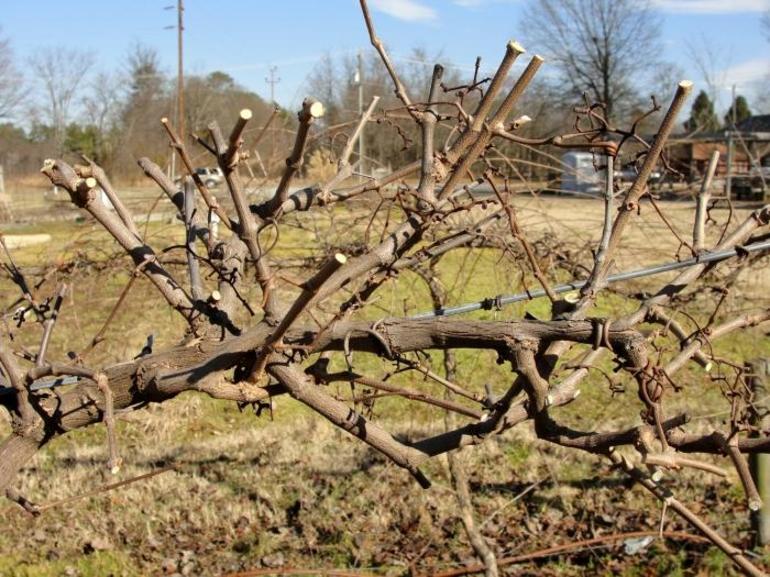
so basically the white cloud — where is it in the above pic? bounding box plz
[370,0,438,22]
[652,0,768,13]
[452,0,518,7]
[719,57,770,88]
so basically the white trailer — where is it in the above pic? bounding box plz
[560,151,601,195]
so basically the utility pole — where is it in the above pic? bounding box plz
[266,65,281,171]
[726,83,735,200]
[177,0,185,146]
[164,1,185,179]
[266,65,280,104]
[356,50,365,175]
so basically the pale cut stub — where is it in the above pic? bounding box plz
[307,101,325,118]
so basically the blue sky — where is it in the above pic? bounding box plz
[2,0,769,115]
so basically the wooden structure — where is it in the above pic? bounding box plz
[667,115,770,199]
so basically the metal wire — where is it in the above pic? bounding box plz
[409,238,770,319]
[1,239,768,397]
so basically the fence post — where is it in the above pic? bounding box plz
[750,358,770,547]
[0,165,12,223]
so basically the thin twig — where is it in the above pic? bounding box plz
[36,284,66,367]
[35,466,175,513]
[266,98,325,217]
[161,117,232,228]
[432,529,711,577]
[359,0,417,119]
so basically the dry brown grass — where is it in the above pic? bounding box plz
[0,194,767,576]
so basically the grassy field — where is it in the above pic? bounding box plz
[0,188,768,576]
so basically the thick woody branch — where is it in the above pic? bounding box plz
[251,160,420,219]
[513,346,551,413]
[136,157,210,244]
[493,129,615,153]
[439,55,544,201]
[0,336,36,433]
[225,108,252,168]
[183,179,204,302]
[573,156,616,300]
[662,310,770,376]
[445,41,526,166]
[209,119,259,258]
[393,210,505,271]
[75,159,139,238]
[643,453,727,477]
[416,65,444,205]
[620,203,770,329]
[0,312,765,495]
[693,149,720,253]
[41,159,198,328]
[209,117,278,318]
[533,414,689,454]
[314,370,483,420]
[546,203,770,400]
[248,253,346,382]
[265,98,325,217]
[269,362,432,487]
[312,214,428,305]
[723,433,763,511]
[646,307,711,370]
[0,435,42,495]
[340,96,380,168]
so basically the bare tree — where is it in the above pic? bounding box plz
[520,0,663,121]
[81,72,123,168]
[83,72,122,134]
[117,44,170,170]
[685,35,732,111]
[2,2,770,575]
[0,27,24,120]
[28,47,95,153]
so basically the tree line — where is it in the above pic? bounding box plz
[0,42,286,183]
[0,0,767,185]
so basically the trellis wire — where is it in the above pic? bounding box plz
[1,238,768,396]
[409,238,770,319]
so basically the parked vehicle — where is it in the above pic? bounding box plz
[194,167,224,188]
[175,167,224,188]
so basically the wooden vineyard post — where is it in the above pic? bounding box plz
[750,358,770,547]
[0,165,11,223]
